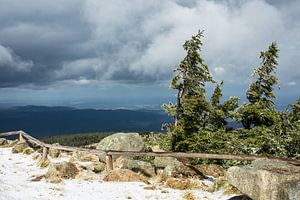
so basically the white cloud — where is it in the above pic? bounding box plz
[80,0,300,85]
[1,0,300,88]
[287,81,297,86]
[0,44,33,72]
[214,67,225,75]
[57,58,105,80]
[74,78,91,86]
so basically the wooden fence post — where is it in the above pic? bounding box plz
[106,154,113,172]
[42,147,49,163]
[19,132,24,142]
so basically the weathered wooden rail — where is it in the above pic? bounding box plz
[1,130,300,172]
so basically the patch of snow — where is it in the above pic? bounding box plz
[0,148,234,200]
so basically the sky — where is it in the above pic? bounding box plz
[0,0,299,109]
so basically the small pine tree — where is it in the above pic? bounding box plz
[238,42,280,129]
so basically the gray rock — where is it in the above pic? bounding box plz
[0,138,8,146]
[163,164,202,179]
[154,157,182,168]
[115,157,155,177]
[12,141,29,153]
[151,146,182,168]
[72,151,102,162]
[45,161,79,181]
[49,143,61,158]
[226,158,300,200]
[96,132,144,152]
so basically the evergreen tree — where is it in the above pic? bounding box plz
[238,42,280,129]
[163,30,213,151]
[163,31,239,151]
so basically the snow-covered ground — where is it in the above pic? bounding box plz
[0,148,234,200]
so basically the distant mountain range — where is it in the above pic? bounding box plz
[0,106,172,137]
[0,105,243,137]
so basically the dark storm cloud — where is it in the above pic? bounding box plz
[0,0,300,88]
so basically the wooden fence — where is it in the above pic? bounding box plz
[1,130,299,172]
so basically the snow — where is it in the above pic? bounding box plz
[0,148,235,200]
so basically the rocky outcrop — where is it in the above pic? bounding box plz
[12,141,29,153]
[97,132,144,152]
[226,158,300,200]
[45,162,79,183]
[103,169,147,182]
[115,157,155,177]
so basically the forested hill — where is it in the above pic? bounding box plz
[0,106,171,137]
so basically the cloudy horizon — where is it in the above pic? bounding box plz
[0,0,299,109]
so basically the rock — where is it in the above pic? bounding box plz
[196,164,225,178]
[91,162,106,173]
[97,132,144,152]
[22,147,35,155]
[45,162,79,182]
[32,152,42,160]
[78,161,106,173]
[227,195,253,200]
[115,157,156,177]
[72,151,102,162]
[8,139,19,147]
[76,171,99,181]
[165,178,192,190]
[49,144,61,158]
[152,146,182,169]
[12,141,29,153]
[103,169,147,182]
[163,164,202,179]
[0,138,8,146]
[226,158,300,200]
[154,157,182,168]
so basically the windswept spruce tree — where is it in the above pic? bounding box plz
[163,31,239,152]
[238,42,280,129]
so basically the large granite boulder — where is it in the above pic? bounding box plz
[226,158,300,200]
[96,132,144,152]
[115,157,155,177]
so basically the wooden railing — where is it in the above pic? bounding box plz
[1,130,300,172]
